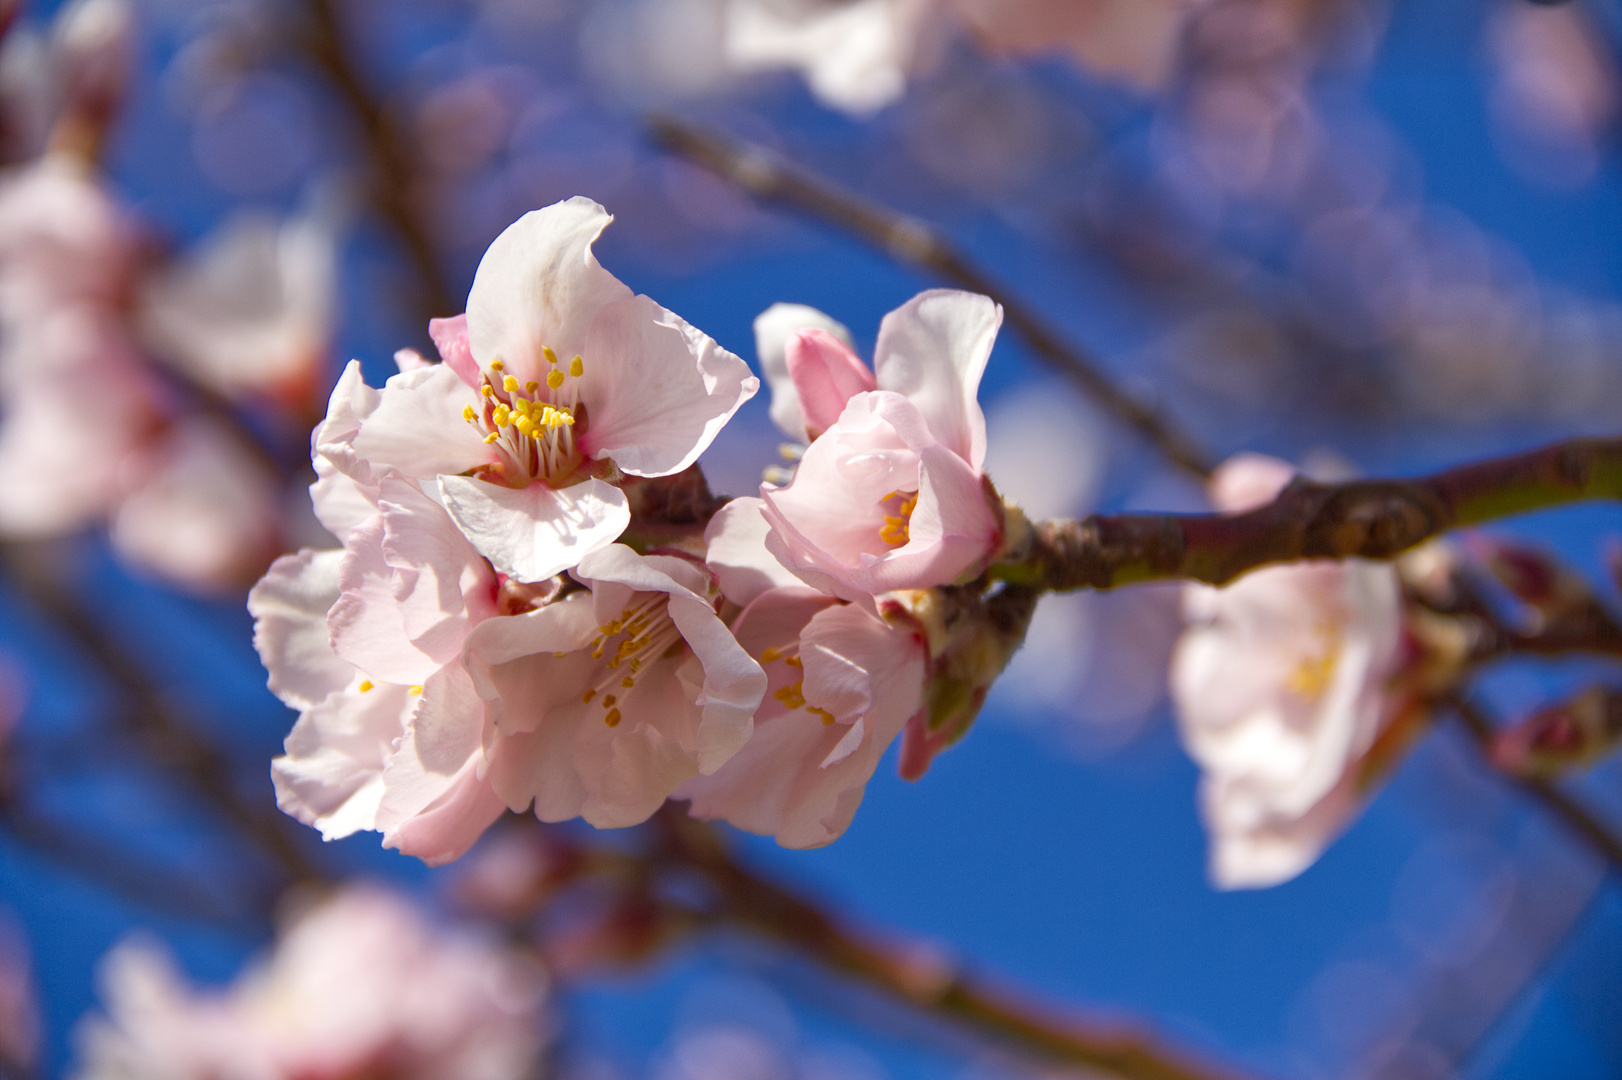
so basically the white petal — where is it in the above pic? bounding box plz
[347,364,494,482]
[439,475,630,582]
[249,549,351,711]
[465,196,632,388]
[873,289,1000,470]
[703,496,806,607]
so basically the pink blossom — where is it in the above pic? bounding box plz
[72,885,548,1080]
[316,196,757,582]
[756,291,1003,601]
[467,543,766,829]
[0,155,137,324]
[252,475,509,865]
[680,501,927,846]
[1171,454,1409,889]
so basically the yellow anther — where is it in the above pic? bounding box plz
[483,432,500,444]
[409,685,424,695]
[760,645,785,662]
[604,707,621,728]
[503,375,520,393]
[569,356,583,377]
[512,398,531,416]
[462,404,476,422]
[628,658,641,674]
[525,381,540,393]
[553,652,568,659]
[809,707,836,726]
[546,369,565,390]
[490,358,504,371]
[772,681,807,710]
[621,675,635,688]
[358,680,374,692]
[601,620,623,636]
[581,688,596,704]
[601,694,616,708]
[516,418,535,437]
[785,655,803,669]
[481,384,495,397]
[492,405,511,426]
[543,346,558,366]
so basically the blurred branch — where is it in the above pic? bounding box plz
[1013,435,1622,591]
[0,542,320,885]
[298,0,454,328]
[655,812,1255,1080]
[648,114,1217,481]
[1451,696,1622,873]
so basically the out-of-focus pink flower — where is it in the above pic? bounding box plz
[756,291,1003,601]
[723,0,1203,116]
[111,416,282,593]
[72,885,548,1080]
[254,475,509,866]
[680,500,926,846]
[1171,453,1410,889]
[468,543,766,829]
[139,201,338,405]
[0,154,135,322]
[316,196,757,582]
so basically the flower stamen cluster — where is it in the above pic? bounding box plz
[462,350,585,486]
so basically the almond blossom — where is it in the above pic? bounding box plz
[72,885,548,1080]
[755,290,1003,601]
[253,474,509,866]
[1171,453,1415,889]
[315,196,757,582]
[724,0,1206,117]
[466,543,766,829]
[678,498,927,847]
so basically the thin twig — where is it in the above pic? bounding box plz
[1014,435,1622,591]
[656,813,1255,1080]
[299,0,454,329]
[1452,697,1622,873]
[648,114,1217,481]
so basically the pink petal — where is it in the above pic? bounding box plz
[347,364,495,483]
[751,302,853,440]
[576,294,758,477]
[703,496,806,608]
[376,476,497,668]
[249,549,352,711]
[428,313,480,388]
[439,475,630,582]
[328,514,437,686]
[785,327,874,439]
[272,683,412,840]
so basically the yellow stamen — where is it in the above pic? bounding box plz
[569,356,583,377]
[503,375,520,393]
[408,685,423,695]
[621,675,635,688]
[581,688,596,703]
[604,707,621,728]
[760,645,785,662]
[481,384,495,397]
[462,405,476,422]
[492,405,511,426]
[490,358,504,371]
[483,432,500,444]
[546,369,565,390]
[543,346,558,366]
[809,707,836,726]
[601,694,616,708]
[526,380,540,393]
[785,655,803,669]
[358,680,374,692]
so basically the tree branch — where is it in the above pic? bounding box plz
[1013,435,1622,591]
[298,0,454,330]
[1451,697,1622,874]
[647,114,1216,481]
[656,813,1255,1080]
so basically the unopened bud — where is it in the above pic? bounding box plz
[1490,687,1622,778]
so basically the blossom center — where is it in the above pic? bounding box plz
[1285,624,1342,700]
[878,490,918,548]
[760,643,836,724]
[575,593,684,728]
[462,349,586,488]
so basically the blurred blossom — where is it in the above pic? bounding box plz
[1171,454,1423,889]
[72,884,549,1080]
[139,196,340,404]
[722,0,1205,117]
[981,380,1104,521]
[1487,0,1618,190]
[109,416,282,593]
[581,0,740,104]
[0,913,38,1076]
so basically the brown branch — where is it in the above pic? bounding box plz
[1452,697,1622,874]
[656,813,1255,1080]
[1014,435,1622,591]
[647,114,1216,481]
[299,0,454,329]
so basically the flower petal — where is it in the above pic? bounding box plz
[752,302,853,440]
[577,294,758,477]
[272,683,411,841]
[439,475,630,582]
[346,364,495,483]
[249,549,352,711]
[703,496,805,607]
[465,196,632,388]
[873,289,1000,470]
[428,313,480,389]
[786,327,875,439]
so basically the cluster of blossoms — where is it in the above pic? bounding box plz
[72,885,547,1080]
[0,0,335,592]
[252,196,1008,860]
